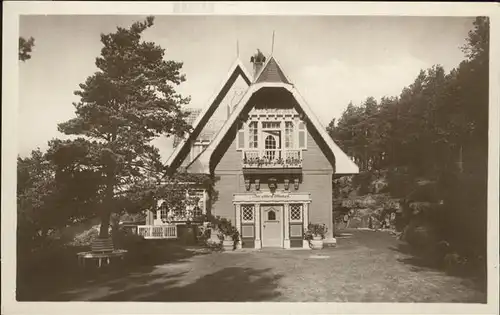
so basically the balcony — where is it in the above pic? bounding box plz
[242,149,302,169]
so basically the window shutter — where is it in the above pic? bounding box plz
[237,122,245,150]
[298,121,307,149]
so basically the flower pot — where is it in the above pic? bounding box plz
[222,239,235,251]
[310,236,323,250]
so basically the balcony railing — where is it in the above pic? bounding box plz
[138,225,177,239]
[242,149,302,168]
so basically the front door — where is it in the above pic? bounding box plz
[261,204,283,247]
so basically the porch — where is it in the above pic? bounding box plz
[233,191,312,250]
[143,188,208,240]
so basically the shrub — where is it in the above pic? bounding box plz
[69,227,99,246]
[304,223,328,240]
[216,217,240,243]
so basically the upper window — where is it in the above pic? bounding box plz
[248,121,258,149]
[237,122,245,150]
[264,135,277,150]
[285,121,294,149]
[262,121,280,129]
[190,143,206,161]
[264,135,277,160]
[298,121,307,149]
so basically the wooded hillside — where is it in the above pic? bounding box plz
[328,17,489,274]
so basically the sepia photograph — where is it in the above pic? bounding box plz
[3,2,499,314]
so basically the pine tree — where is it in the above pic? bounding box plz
[54,16,191,238]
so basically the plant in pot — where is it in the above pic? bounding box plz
[216,217,240,251]
[304,223,328,250]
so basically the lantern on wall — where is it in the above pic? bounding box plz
[268,178,277,192]
[245,179,250,191]
[284,179,290,191]
[294,178,300,190]
[255,179,260,191]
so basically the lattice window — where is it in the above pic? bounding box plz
[290,204,302,222]
[241,205,254,223]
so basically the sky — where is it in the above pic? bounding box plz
[18,15,475,159]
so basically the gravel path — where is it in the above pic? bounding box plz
[48,230,486,302]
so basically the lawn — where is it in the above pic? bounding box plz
[18,230,486,302]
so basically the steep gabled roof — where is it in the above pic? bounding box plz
[173,108,202,147]
[254,56,292,84]
[165,58,252,171]
[190,81,359,175]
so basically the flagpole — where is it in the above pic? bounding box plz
[271,31,275,54]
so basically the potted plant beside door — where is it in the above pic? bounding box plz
[304,223,328,250]
[216,217,240,251]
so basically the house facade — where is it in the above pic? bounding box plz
[143,51,359,248]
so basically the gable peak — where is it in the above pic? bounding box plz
[253,55,291,85]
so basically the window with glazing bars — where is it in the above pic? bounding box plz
[241,205,254,223]
[285,121,294,148]
[262,121,280,129]
[248,122,258,148]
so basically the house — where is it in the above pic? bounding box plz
[141,50,359,248]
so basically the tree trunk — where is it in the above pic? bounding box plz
[99,209,111,237]
[457,144,464,173]
[99,172,115,238]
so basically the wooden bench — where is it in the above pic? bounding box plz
[77,238,127,269]
[77,249,128,268]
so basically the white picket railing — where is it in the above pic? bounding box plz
[137,225,177,239]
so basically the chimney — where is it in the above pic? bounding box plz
[250,49,266,81]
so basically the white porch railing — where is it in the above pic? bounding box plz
[137,225,177,239]
[242,149,302,168]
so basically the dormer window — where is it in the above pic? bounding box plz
[237,120,305,150]
[238,109,306,169]
[190,140,209,161]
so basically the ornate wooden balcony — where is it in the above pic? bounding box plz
[242,149,302,169]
